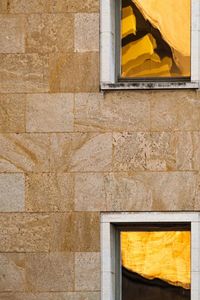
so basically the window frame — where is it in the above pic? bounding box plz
[101,212,200,300]
[100,0,200,90]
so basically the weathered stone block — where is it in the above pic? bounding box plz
[0,0,8,12]
[26,94,74,132]
[0,292,100,300]
[151,90,200,131]
[50,133,112,172]
[0,15,25,53]
[0,133,50,172]
[26,253,74,292]
[0,254,25,292]
[75,14,99,52]
[48,0,99,12]
[26,14,74,53]
[0,94,26,133]
[49,53,99,92]
[8,0,49,13]
[0,54,49,93]
[75,253,100,291]
[0,173,24,212]
[50,212,100,252]
[26,173,74,212]
[75,92,150,132]
[0,213,51,252]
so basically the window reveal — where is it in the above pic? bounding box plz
[121,230,191,300]
[121,0,191,79]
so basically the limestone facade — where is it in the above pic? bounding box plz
[0,1,199,299]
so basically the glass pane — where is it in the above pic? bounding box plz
[121,0,191,78]
[121,231,191,300]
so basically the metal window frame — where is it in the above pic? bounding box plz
[100,0,200,90]
[101,212,200,300]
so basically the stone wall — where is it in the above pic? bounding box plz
[0,1,199,299]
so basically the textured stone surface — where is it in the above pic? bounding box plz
[50,212,100,252]
[50,133,112,172]
[49,53,99,92]
[74,172,197,211]
[0,54,49,93]
[0,0,8,12]
[75,92,150,132]
[176,131,200,171]
[0,173,24,212]
[8,0,49,13]
[0,94,26,133]
[0,213,51,252]
[75,14,99,52]
[0,15,25,53]
[48,0,99,12]
[26,253,74,292]
[26,94,74,132]
[151,91,200,131]
[26,173,74,212]
[26,14,74,53]
[0,254,25,292]
[0,133,50,172]
[75,253,100,291]
[0,292,100,300]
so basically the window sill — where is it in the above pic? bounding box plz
[101,81,199,90]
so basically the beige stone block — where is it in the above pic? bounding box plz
[26,173,74,212]
[0,254,25,292]
[0,213,51,252]
[75,14,99,52]
[50,133,112,172]
[0,15,25,53]
[113,132,149,171]
[0,94,26,133]
[75,173,112,211]
[0,133,50,172]
[0,54,49,93]
[0,0,8,13]
[26,253,74,292]
[75,253,100,291]
[49,53,99,93]
[176,131,200,170]
[111,172,196,211]
[50,212,100,252]
[151,91,200,131]
[48,0,99,12]
[0,292,100,300]
[26,14,74,53]
[75,92,150,132]
[0,173,24,212]
[8,0,49,13]
[26,94,74,133]
[147,132,177,171]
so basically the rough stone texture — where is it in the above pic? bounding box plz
[49,133,112,172]
[0,292,100,300]
[0,134,50,172]
[75,92,150,132]
[26,14,74,53]
[0,213,51,252]
[0,54,49,93]
[0,253,25,292]
[50,212,100,252]
[0,94,26,133]
[0,173,24,212]
[26,173,74,212]
[75,253,100,291]
[0,15,25,53]
[0,0,8,13]
[26,253,74,292]
[26,94,74,132]
[49,52,99,92]
[75,14,99,52]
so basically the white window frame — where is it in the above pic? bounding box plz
[100,0,200,90]
[101,212,200,300]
